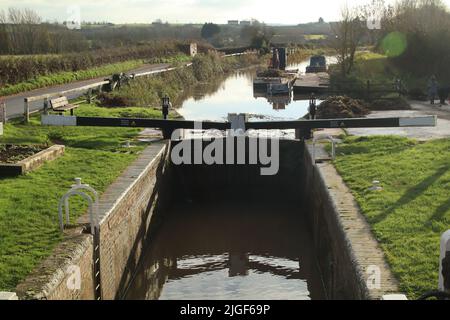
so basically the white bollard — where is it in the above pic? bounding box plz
[439,230,450,292]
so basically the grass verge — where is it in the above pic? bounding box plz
[0,60,146,97]
[0,103,170,291]
[333,136,450,299]
[98,53,263,108]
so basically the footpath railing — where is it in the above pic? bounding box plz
[21,63,193,123]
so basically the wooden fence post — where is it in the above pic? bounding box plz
[24,98,30,123]
[87,89,93,104]
[0,101,6,124]
[366,80,371,102]
[43,97,49,115]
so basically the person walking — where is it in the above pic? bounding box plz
[438,85,449,106]
[428,75,439,105]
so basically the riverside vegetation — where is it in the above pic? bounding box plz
[98,53,262,108]
[0,42,207,97]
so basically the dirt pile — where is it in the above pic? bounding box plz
[317,96,370,119]
[0,144,45,164]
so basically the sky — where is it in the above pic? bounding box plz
[1,0,449,25]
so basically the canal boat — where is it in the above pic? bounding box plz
[293,72,330,95]
[253,69,298,95]
[305,55,327,73]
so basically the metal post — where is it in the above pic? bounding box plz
[439,230,450,293]
[57,178,102,300]
[24,98,29,123]
[162,96,170,120]
[312,135,336,163]
[309,93,317,120]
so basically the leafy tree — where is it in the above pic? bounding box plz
[201,23,221,39]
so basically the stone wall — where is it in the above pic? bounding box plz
[16,142,171,300]
[301,142,400,300]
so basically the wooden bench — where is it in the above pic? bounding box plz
[49,96,78,115]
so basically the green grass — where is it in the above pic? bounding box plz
[0,60,146,97]
[147,54,192,66]
[0,103,170,291]
[333,136,450,299]
[304,34,328,40]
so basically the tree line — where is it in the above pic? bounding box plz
[0,8,203,55]
[333,0,450,81]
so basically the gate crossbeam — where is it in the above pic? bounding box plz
[41,115,437,134]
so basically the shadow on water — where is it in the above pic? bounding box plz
[123,57,340,300]
[124,139,326,300]
[124,197,325,300]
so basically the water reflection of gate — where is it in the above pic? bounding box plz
[253,91,293,110]
[124,201,325,301]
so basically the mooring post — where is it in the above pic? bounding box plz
[161,96,172,139]
[162,96,170,120]
[439,230,450,293]
[309,93,317,120]
[24,98,29,123]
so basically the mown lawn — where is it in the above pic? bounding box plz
[0,103,168,291]
[333,136,450,299]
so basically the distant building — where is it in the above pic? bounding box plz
[228,20,239,25]
[152,19,163,25]
[189,43,198,57]
[240,20,251,26]
[180,43,198,57]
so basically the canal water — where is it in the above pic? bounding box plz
[124,57,335,300]
[176,57,336,122]
[125,198,325,300]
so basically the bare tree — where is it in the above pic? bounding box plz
[332,5,366,76]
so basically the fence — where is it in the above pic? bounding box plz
[21,62,196,123]
[327,79,405,101]
[0,101,6,124]
[17,50,255,123]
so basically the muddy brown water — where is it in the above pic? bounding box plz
[125,197,325,300]
[124,57,337,300]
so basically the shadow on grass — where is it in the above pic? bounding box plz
[371,165,449,224]
[336,136,416,157]
[431,197,450,222]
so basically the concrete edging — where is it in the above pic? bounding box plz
[0,144,65,177]
[16,141,171,300]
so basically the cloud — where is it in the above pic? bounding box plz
[1,0,449,24]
